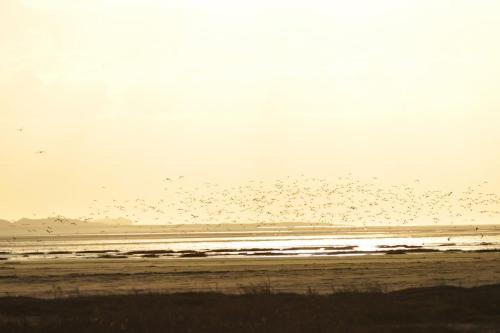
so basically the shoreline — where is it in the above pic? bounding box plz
[1,224,499,262]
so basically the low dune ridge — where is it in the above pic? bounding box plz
[0,284,499,333]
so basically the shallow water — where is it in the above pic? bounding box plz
[1,225,499,261]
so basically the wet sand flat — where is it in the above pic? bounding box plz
[1,251,499,297]
[2,224,499,261]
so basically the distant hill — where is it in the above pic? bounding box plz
[0,219,12,226]
[0,217,136,236]
[11,217,134,226]
[16,217,81,225]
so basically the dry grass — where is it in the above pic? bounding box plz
[0,283,499,332]
[238,277,274,295]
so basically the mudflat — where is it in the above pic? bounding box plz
[1,251,499,297]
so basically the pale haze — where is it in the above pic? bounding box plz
[1,0,500,221]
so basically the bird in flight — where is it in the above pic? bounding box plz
[35,150,46,154]
[17,128,23,133]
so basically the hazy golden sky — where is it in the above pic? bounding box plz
[1,0,500,220]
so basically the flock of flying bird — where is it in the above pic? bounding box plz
[84,175,499,226]
[15,127,500,227]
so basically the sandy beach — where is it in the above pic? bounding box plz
[1,251,499,297]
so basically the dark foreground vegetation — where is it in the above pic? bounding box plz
[0,284,499,333]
